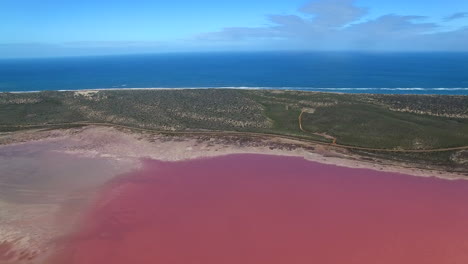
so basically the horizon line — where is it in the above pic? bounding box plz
[2,50,468,60]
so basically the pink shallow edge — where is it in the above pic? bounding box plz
[51,153,468,264]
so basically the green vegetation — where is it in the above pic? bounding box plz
[258,102,325,141]
[300,103,468,149]
[1,89,467,168]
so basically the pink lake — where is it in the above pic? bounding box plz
[53,154,468,264]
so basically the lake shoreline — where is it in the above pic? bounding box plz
[1,125,466,181]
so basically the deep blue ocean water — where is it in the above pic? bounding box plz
[0,52,467,95]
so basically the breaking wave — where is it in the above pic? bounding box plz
[8,87,468,95]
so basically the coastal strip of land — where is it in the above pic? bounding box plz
[1,89,467,171]
[2,121,468,153]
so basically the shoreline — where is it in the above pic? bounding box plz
[1,125,466,181]
[2,87,468,96]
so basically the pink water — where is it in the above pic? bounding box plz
[53,154,468,264]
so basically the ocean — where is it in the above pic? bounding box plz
[0,52,467,95]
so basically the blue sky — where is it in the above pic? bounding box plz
[1,0,468,57]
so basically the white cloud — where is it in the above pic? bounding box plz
[299,0,368,28]
[347,15,438,37]
[444,12,468,21]
[195,0,468,51]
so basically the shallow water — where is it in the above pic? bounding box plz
[53,154,468,264]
